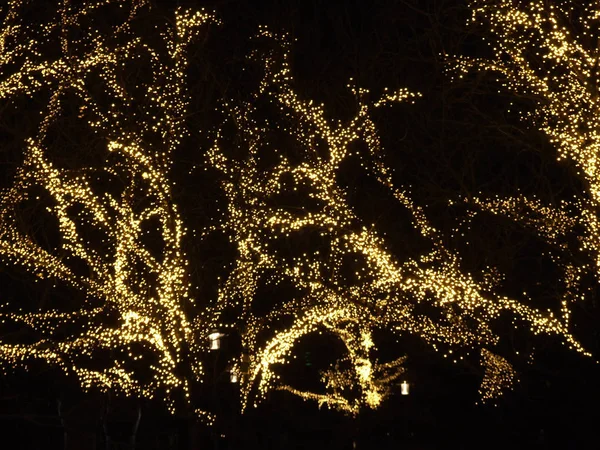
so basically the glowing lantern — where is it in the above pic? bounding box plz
[208,330,224,350]
[230,369,238,383]
[401,380,410,395]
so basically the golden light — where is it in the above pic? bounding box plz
[0,0,220,417]
[208,331,224,351]
[208,25,589,413]
[448,0,599,401]
[0,0,592,423]
[401,381,410,396]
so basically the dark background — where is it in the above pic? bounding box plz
[0,0,599,448]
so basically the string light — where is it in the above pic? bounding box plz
[208,27,589,412]
[0,0,592,422]
[0,0,219,415]
[479,349,516,404]
[451,0,600,276]
[449,0,600,400]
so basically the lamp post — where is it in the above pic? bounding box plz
[401,380,410,396]
[208,330,224,350]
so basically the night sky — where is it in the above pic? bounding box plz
[1,0,600,449]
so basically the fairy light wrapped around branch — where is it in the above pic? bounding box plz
[207,27,589,412]
[450,0,599,362]
[0,0,218,414]
[0,0,592,420]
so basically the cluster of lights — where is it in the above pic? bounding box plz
[478,349,517,404]
[0,0,592,421]
[0,0,218,414]
[451,0,599,364]
[207,27,590,412]
[452,0,600,265]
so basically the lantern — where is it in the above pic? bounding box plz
[230,369,239,383]
[401,380,410,395]
[208,330,223,350]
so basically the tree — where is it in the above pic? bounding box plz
[0,0,217,417]
[208,19,594,411]
[450,0,600,361]
[0,0,594,440]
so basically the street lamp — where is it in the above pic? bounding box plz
[208,330,224,350]
[401,380,410,395]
